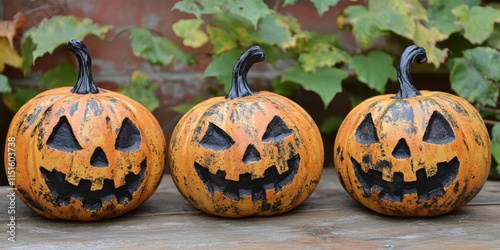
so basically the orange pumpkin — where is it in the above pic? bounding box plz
[4,40,166,221]
[169,46,324,218]
[334,45,491,217]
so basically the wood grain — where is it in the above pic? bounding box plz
[2,168,500,249]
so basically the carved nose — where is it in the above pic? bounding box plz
[242,144,261,164]
[90,147,109,167]
[392,138,411,159]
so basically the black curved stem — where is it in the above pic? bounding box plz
[394,45,427,99]
[68,39,99,94]
[226,45,265,99]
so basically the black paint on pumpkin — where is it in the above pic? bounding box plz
[351,156,459,202]
[262,116,293,142]
[423,111,455,144]
[40,159,147,210]
[355,113,379,145]
[200,123,235,151]
[47,116,83,152]
[195,154,300,202]
[115,118,142,152]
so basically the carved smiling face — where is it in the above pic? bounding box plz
[194,116,300,202]
[169,92,324,218]
[334,91,491,217]
[351,111,459,202]
[39,116,146,211]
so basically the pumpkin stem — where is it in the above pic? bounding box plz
[394,45,427,99]
[226,45,265,99]
[68,39,99,94]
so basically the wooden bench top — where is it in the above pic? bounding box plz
[2,168,500,248]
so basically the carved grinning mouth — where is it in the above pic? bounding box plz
[40,159,147,210]
[352,157,459,202]
[195,154,300,202]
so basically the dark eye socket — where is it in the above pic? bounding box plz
[115,118,141,152]
[423,111,455,144]
[47,116,83,152]
[200,123,235,151]
[262,116,292,142]
[355,113,379,145]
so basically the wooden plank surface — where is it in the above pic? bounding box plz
[1,168,500,249]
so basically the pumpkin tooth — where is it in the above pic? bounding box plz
[194,154,300,202]
[352,156,459,202]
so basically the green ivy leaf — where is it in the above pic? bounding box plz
[119,71,160,112]
[2,86,41,112]
[350,51,396,93]
[207,25,237,54]
[21,15,112,65]
[370,0,427,39]
[491,123,500,165]
[299,47,351,73]
[449,47,500,107]
[39,62,78,89]
[283,0,297,5]
[203,49,242,92]
[129,28,195,66]
[21,36,34,75]
[0,74,11,93]
[426,0,479,36]
[320,116,344,134]
[171,103,196,114]
[343,0,427,49]
[213,13,254,47]
[487,26,500,50]
[251,14,293,46]
[413,23,449,68]
[299,33,349,72]
[172,19,209,48]
[310,0,340,16]
[343,5,381,49]
[225,0,273,28]
[452,5,500,44]
[173,0,221,19]
[282,65,348,108]
[271,76,300,96]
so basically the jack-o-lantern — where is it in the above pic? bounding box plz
[334,45,491,217]
[4,40,166,221]
[169,46,324,218]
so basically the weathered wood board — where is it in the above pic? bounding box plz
[1,169,500,249]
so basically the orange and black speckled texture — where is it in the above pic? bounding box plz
[334,46,491,217]
[4,40,166,221]
[168,46,324,218]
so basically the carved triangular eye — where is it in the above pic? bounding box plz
[262,116,292,142]
[47,116,82,152]
[355,113,379,145]
[115,118,141,152]
[423,111,455,144]
[200,123,235,151]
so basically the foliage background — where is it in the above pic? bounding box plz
[1,0,499,182]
